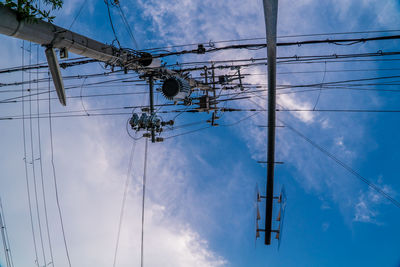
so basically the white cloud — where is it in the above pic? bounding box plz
[335,137,344,147]
[353,181,396,224]
[277,93,315,123]
[0,89,226,267]
[354,193,378,223]
[1,1,400,265]
[49,104,227,267]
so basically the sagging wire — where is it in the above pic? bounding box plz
[48,73,73,267]
[140,138,148,267]
[313,61,327,111]
[21,40,41,267]
[112,138,137,267]
[79,77,89,116]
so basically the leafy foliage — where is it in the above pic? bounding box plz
[0,0,63,22]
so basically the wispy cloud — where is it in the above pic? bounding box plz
[353,179,396,224]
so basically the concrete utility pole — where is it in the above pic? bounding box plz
[0,5,154,106]
[262,0,278,245]
[0,6,210,106]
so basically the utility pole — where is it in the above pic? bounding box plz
[0,6,210,106]
[148,75,156,143]
[262,0,278,245]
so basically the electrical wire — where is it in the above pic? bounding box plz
[0,70,131,90]
[313,61,327,110]
[48,75,73,267]
[163,125,212,140]
[167,51,400,72]
[219,111,262,127]
[0,197,14,267]
[4,105,400,122]
[28,42,47,267]
[21,40,40,267]
[5,15,400,263]
[139,29,400,52]
[68,0,87,30]
[277,109,400,113]
[117,4,139,49]
[105,0,121,48]
[2,51,400,104]
[248,95,400,208]
[151,34,400,59]
[140,138,148,267]
[36,46,55,267]
[80,77,89,116]
[0,57,93,76]
[0,76,141,103]
[280,119,400,208]
[112,139,137,267]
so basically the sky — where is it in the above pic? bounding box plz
[0,0,400,266]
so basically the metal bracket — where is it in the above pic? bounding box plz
[45,46,66,106]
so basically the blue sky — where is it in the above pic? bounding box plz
[0,0,400,266]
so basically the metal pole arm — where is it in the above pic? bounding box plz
[0,6,125,66]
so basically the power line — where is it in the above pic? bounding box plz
[163,125,212,140]
[277,109,400,113]
[312,61,325,111]
[1,51,400,104]
[140,138,148,267]
[105,0,121,48]
[164,54,400,69]
[68,0,87,30]
[162,111,262,139]
[0,57,94,75]
[0,76,143,103]
[113,139,137,267]
[280,119,400,208]
[139,29,400,52]
[116,3,139,49]
[218,111,262,127]
[0,197,15,267]
[0,70,132,90]
[21,40,40,267]
[28,42,48,267]
[6,105,400,122]
[286,74,400,89]
[48,75,73,267]
[169,51,400,71]
[36,49,55,267]
[151,34,400,59]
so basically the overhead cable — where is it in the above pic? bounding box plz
[113,140,137,267]
[140,138,148,267]
[48,76,73,267]
[21,40,40,267]
[280,119,400,209]
[151,35,400,58]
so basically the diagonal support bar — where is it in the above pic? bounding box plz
[45,47,66,106]
[262,0,278,245]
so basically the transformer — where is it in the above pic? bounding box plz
[129,113,163,132]
[129,113,139,127]
[161,76,191,101]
